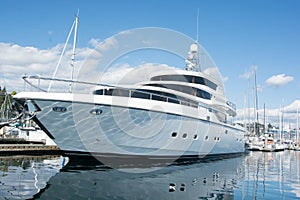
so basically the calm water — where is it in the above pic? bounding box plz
[0,151,299,199]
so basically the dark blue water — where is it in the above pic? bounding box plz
[0,151,299,199]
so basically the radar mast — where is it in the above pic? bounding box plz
[185,9,200,72]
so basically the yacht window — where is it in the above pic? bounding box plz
[152,94,166,102]
[146,83,211,100]
[93,89,103,95]
[182,133,187,139]
[171,132,177,138]
[113,89,130,97]
[93,87,198,108]
[151,75,217,90]
[52,106,67,112]
[104,89,113,96]
[131,91,150,99]
[168,98,180,104]
[90,108,102,115]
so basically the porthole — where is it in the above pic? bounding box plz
[52,106,67,112]
[180,183,185,191]
[205,136,209,140]
[169,183,176,192]
[171,132,177,138]
[225,130,228,134]
[183,133,188,139]
[90,108,103,115]
[193,134,198,140]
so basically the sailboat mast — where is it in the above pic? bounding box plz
[297,107,299,142]
[279,106,282,141]
[69,15,78,93]
[264,103,266,134]
[253,67,259,136]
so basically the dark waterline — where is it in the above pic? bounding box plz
[0,151,299,199]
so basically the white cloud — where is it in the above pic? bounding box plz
[239,66,258,80]
[88,38,101,48]
[265,74,294,87]
[239,71,252,80]
[99,63,175,85]
[95,37,118,52]
[0,42,59,66]
[283,99,300,113]
[235,99,300,129]
[0,42,95,92]
[0,41,177,93]
[222,76,229,83]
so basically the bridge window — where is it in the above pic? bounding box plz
[151,75,217,90]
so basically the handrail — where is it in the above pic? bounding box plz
[23,75,114,92]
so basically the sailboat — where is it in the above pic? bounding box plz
[246,67,265,151]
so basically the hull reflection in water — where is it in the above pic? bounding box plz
[0,155,67,200]
[33,155,244,200]
[1,152,300,199]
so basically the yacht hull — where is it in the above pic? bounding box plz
[30,98,245,158]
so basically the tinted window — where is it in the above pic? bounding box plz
[151,75,217,90]
[146,84,211,100]
[131,91,150,99]
[93,89,103,95]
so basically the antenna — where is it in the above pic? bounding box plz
[185,8,201,72]
[196,8,199,43]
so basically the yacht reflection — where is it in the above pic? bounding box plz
[32,155,244,200]
[0,155,66,200]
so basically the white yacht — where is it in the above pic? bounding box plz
[13,18,245,159]
[14,48,244,159]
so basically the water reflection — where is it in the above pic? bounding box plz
[0,155,67,200]
[237,151,300,199]
[33,155,244,200]
[0,151,299,199]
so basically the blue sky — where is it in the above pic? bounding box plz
[0,0,300,125]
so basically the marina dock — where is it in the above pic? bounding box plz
[0,138,61,155]
[0,144,61,155]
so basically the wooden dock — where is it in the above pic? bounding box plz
[0,144,61,155]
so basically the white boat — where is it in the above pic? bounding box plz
[13,17,245,159]
[246,140,264,151]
